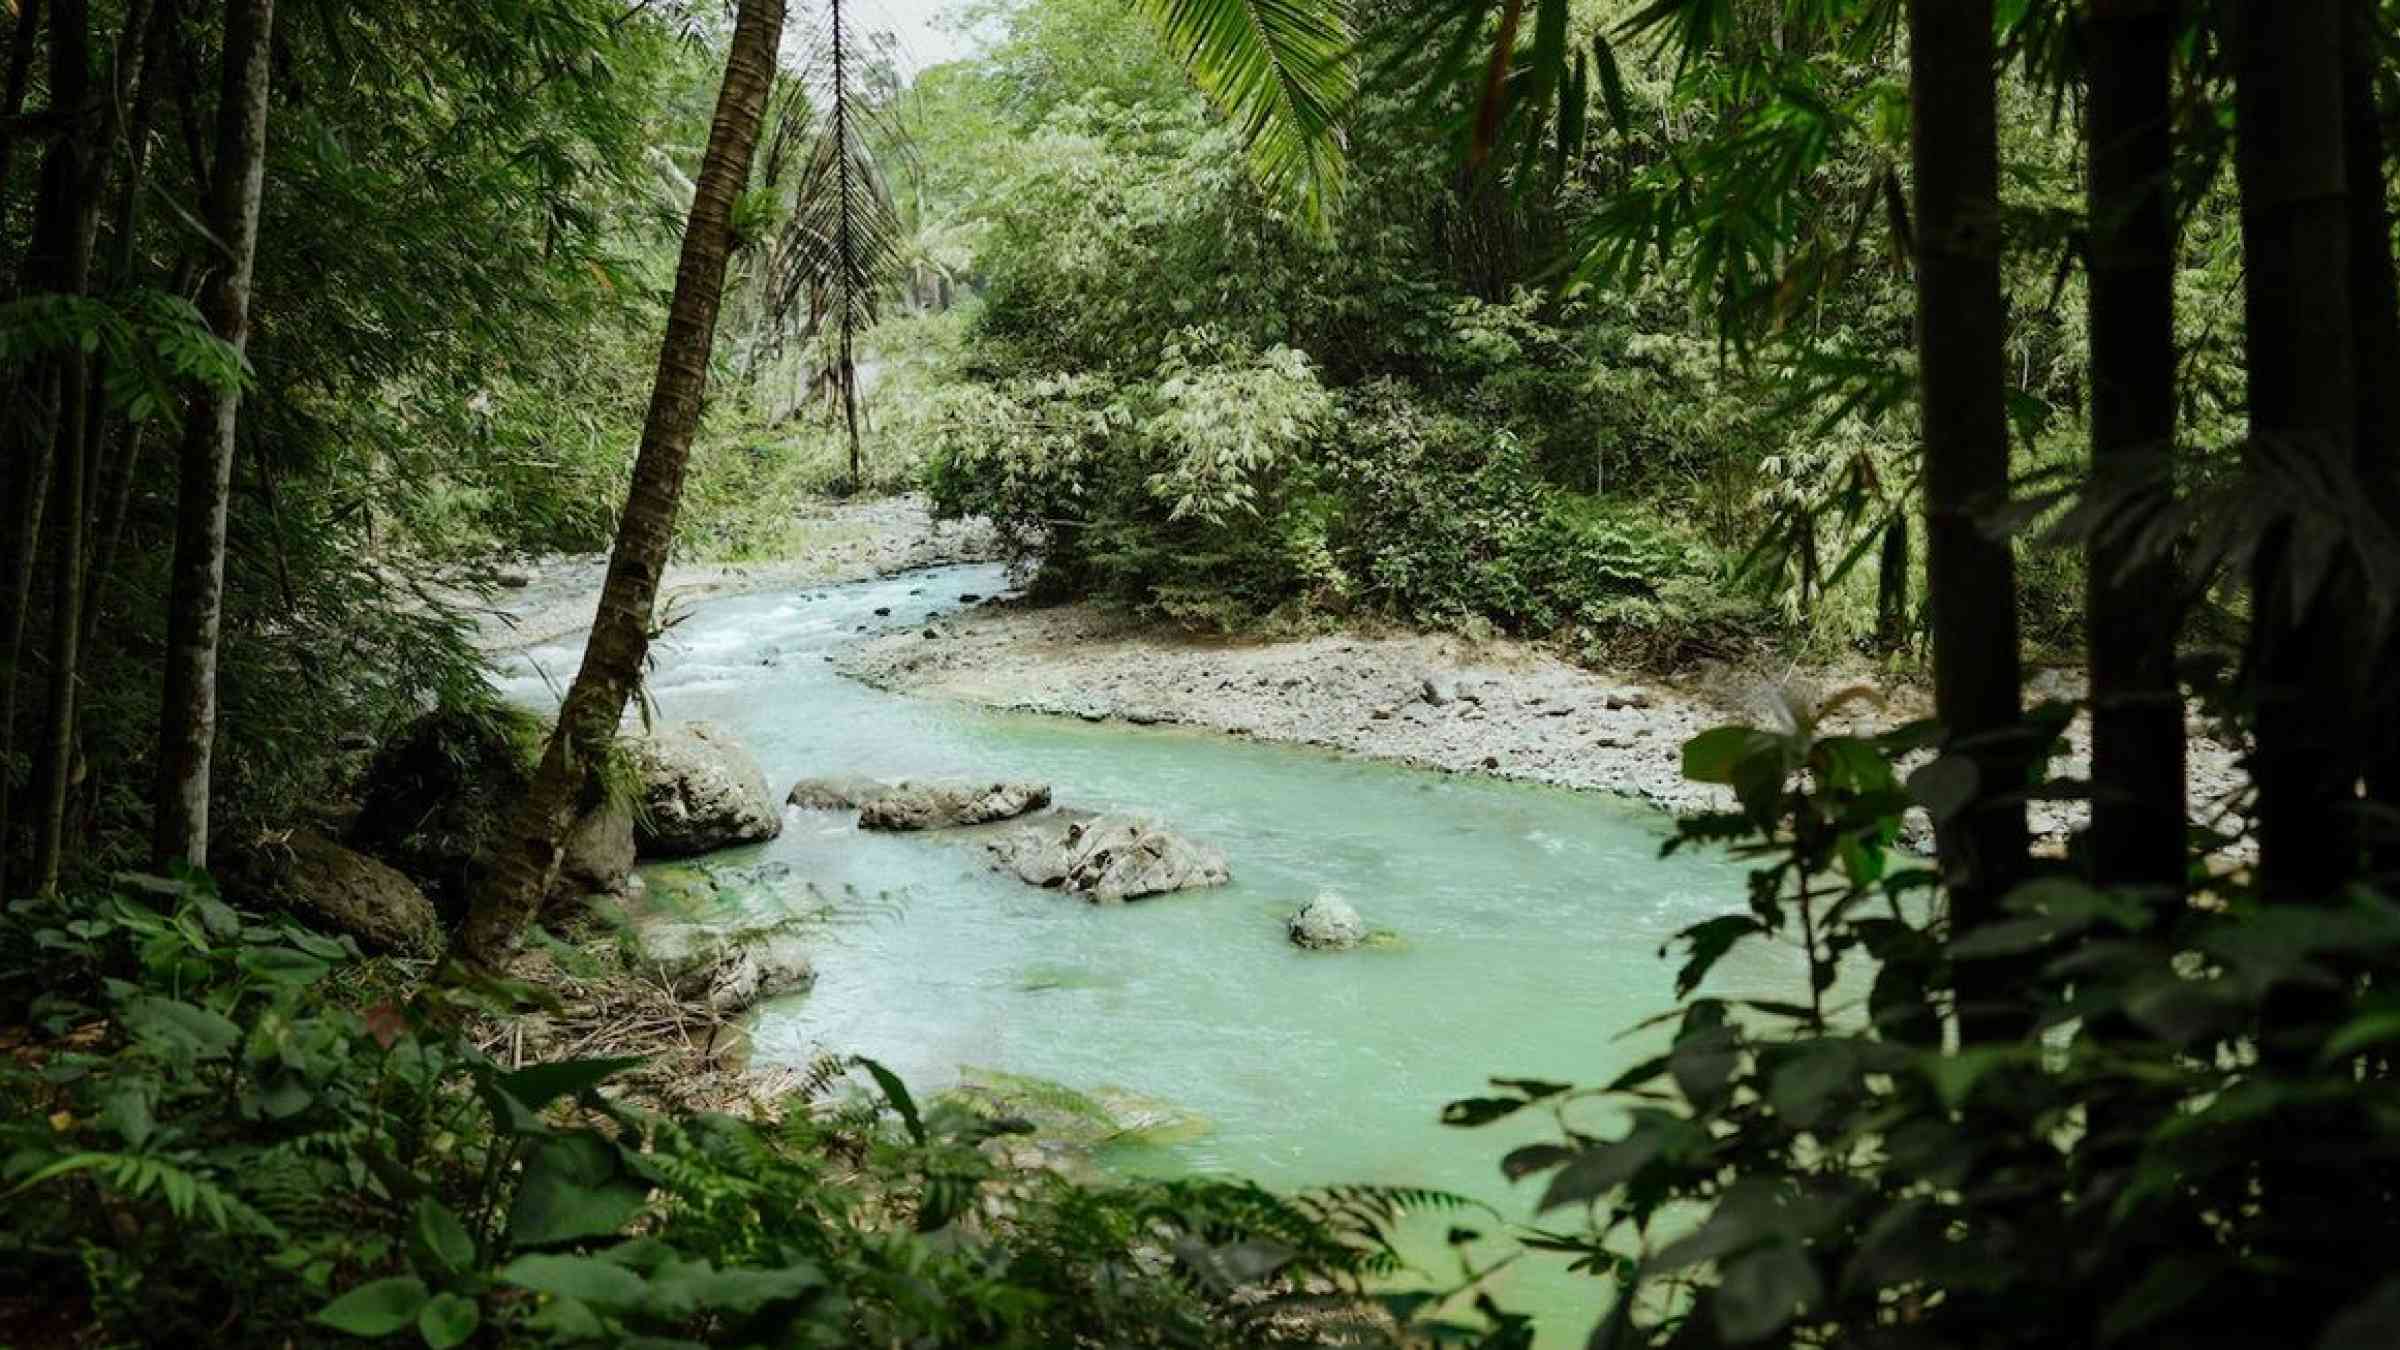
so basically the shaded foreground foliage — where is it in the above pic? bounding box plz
[0,874,1465,1347]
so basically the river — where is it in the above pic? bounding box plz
[492,562,1806,1345]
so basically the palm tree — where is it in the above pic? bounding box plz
[461,0,790,966]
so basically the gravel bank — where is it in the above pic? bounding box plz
[457,494,1000,654]
[837,600,2251,851]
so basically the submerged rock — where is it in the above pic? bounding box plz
[942,1067,1210,1151]
[632,916,816,1015]
[629,721,782,857]
[859,779,1051,831]
[231,831,443,957]
[988,813,1230,902]
[1287,892,1368,951]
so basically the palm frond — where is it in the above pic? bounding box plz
[1133,0,1356,226]
[763,0,915,481]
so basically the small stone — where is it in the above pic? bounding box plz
[923,627,940,639]
[1481,755,1500,769]
[1421,676,1457,706]
[960,593,983,603]
[1604,688,1653,711]
[496,570,532,589]
[1370,706,1395,720]
[1543,705,1574,717]
[874,606,892,617]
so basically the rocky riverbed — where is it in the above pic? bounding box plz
[835,595,2252,853]
[463,492,2249,852]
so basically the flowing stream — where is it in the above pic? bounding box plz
[493,563,1802,1344]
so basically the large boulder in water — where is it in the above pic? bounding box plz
[629,721,782,857]
[988,813,1229,903]
[230,830,443,957]
[349,707,632,915]
[786,775,891,811]
[1287,892,1368,950]
[859,779,1052,831]
[631,916,816,1015]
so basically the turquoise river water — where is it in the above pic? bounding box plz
[492,563,1805,1344]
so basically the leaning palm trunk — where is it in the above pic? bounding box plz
[152,0,275,869]
[1908,0,2030,1040]
[460,0,788,966]
[2233,0,2360,899]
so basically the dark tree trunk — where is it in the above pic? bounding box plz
[1908,0,2030,1039]
[2347,0,2400,877]
[460,0,789,965]
[2084,0,2186,895]
[1875,516,1909,648]
[13,0,101,895]
[2233,0,2360,899]
[152,0,274,869]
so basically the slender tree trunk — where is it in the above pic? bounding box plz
[2084,0,2185,895]
[459,0,788,966]
[2233,0,2359,900]
[1908,0,2030,1039]
[2347,0,2400,877]
[80,0,170,660]
[152,0,273,869]
[12,0,99,896]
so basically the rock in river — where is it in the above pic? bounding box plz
[988,813,1230,902]
[786,774,892,811]
[630,721,782,857]
[1287,892,1368,950]
[631,916,816,1015]
[859,779,1052,831]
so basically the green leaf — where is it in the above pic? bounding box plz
[1713,1242,1821,1343]
[1683,726,1778,785]
[238,946,333,986]
[413,1198,476,1276]
[510,1134,648,1247]
[416,1292,479,1350]
[1442,1096,1534,1127]
[641,1257,823,1318]
[2322,1011,2400,1064]
[498,1253,648,1309]
[121,997,242,1061]
[316,1276,430,1337]
[492,1056,643,1114]
[1500,1143,1575,1181]
[855,1056,926,1146]
[1907,756,1979,824]
[1815,736,1896,794]
[1537,1114,1699,1212]
[1921,1046,2024,1111]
